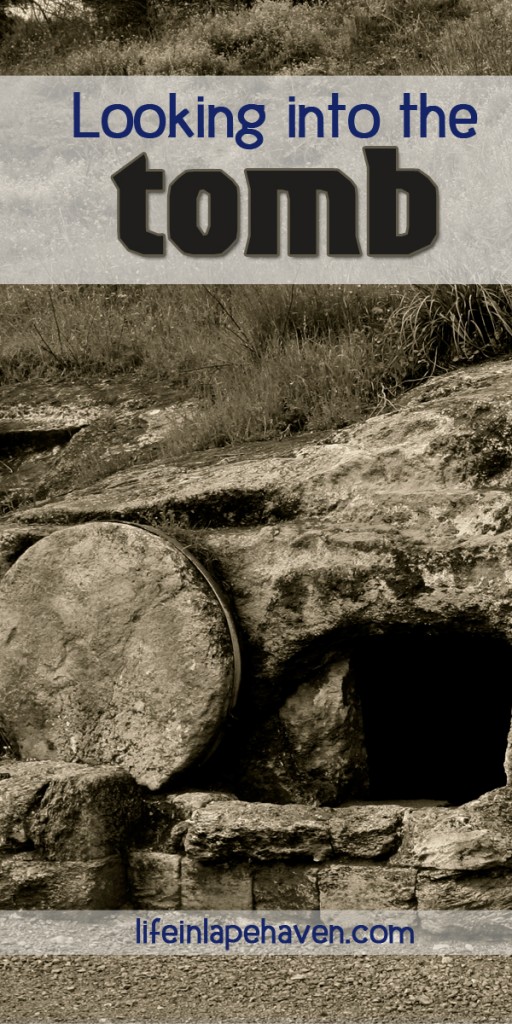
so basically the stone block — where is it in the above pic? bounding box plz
[416,870,512,910]
[329,804,403,858]
[185,801,332,863]
[253,864,318,910]
[140,791,238,852]
[319,865,417,909]
[393,795,512,872]
[0,852,125,909]
[0,760,141,860]
[181,859,253,910]
[128,851,181,910]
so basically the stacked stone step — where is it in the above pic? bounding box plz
[128,791,512,911]
[0,760,140,909]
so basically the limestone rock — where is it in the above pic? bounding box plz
[393,791,512,871]
[0,852,126,909]
[239,657,368,805]
[181,859,253,910]
[0,377,197,511]
[329,804,403,858]
[8,360,512,800]
[416,870,512,910]
[169,790,238,818]
[0,760,141,860]
[319,865,417,910]
[280,658,368,801]
[139,791,238,852]
[128,851,181,910]
[0,527,48,582]
[0,522,239,789]
[253,864,318,910]
[506,721,512,784]
[184,801,332,863]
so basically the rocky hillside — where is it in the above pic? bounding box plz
[1,357,512,806]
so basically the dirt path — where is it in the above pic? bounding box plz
[0,955,510,1022]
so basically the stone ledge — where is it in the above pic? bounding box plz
[183,800,405,863]
[184,801,332,863]
[138,791,238,853]
[329,804,404,859]
[0,760,141,860]
[2,846,512,910]
[391,788,512,872]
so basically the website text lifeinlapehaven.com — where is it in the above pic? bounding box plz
[135,917,414,952]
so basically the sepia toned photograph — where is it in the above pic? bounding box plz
[1,2,512,1023]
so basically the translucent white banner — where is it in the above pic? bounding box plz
[0,76,510,283]
[1,911,512,956]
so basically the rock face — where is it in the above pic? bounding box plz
[239,656,369,805]
[3,359,512,805]
[184,801,333,863]
[3,354,512,911]
[0,377,198,513]
[0,523,239,788]
[392,787,512,872]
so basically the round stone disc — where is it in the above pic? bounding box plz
[0,522,240,789]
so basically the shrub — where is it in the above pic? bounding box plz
[385,285,512,384]
[1,284,511,467]
[0,0,495,75]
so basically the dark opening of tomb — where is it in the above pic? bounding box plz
[351,628,512,805]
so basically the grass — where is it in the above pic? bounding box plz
[0,0,510,76]
[1,284,511,463]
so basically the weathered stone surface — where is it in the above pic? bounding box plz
[240,657,368,805]
[0,852,125,909]
[392,790,512,871]
[280,658,368,802]
[128,851,181,910]
[416,870,512,910]
[184,802,332,863]
[253,864,318,910]
[319,865,417,910]
[139,791,238,852]
[169,791,238,821]
[0,522,238,789]
[0,377,198,511]
[0,760,141,860]
[8,361,512,800]
[0,527,48,581]
[506,721,512,784]
[0,713,19,761]
[181,859,253,910]
[329,805,403,859]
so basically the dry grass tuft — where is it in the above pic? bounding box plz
[2,284,511,461]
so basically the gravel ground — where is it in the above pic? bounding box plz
[0,955,511,1022]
